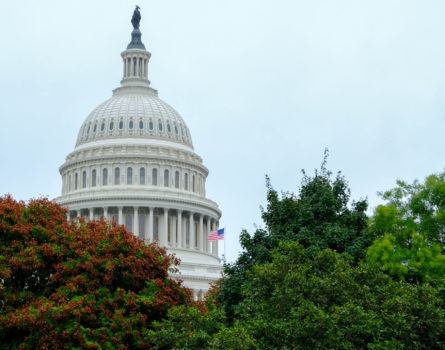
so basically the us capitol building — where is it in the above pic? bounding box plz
[55,7,222,298]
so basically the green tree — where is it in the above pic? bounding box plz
[219,154,373,321]
[233,242,445,349]
[0,196,191,349]
[367,172,445,285]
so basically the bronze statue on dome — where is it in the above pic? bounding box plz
[131,6,141,30]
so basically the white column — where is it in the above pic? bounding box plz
[118,207,123,225]
[177,210,182,248]
[206,218,211,252]
[172,215,177,246]
[211,220,217,256]
[133,207,139,237]
[148,207,154,242]
[198,214,204,251]
[89,208,94,222]
[104,207,108,221]
[190,212,195,249]
[161,208,168,246]
[214,221,219,257]
[66,212,70,221]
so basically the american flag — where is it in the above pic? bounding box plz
[208,228,224,241]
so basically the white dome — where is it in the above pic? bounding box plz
[56,8,222,299]
[76,90,193,149]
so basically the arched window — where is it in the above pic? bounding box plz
[93,124,97,132]
[164,169,169,187]
[127,167,133,185]
[167,123,171,133]
[114,167,120,185]
[140,167,146,185]
[75,173,78,190]
[184,173,188,191]
[102,168,108,186]
[82,171,87,189]
[92,169,97,187]
[109,121,114,130]
[87,125,90,134]
[174,125,178,134]
[129,120,134,129]
[119,120,123,129]
[139,120,143,129]
[192,174,195,192]
[175,171,179,188]
[158,120,163,131]
[152,168,158,186]
[149,121,154,130]
[101,122,105,131]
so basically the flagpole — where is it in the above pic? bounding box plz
[224,226,226,261]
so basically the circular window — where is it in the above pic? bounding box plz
[101,123,105,131]
[93,124,97,132]
[139,120,143,129]
[119,120,123,129]
[149,121,154,130]
[110,121,114,130]
[129,121,134,129]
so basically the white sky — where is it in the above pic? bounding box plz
[1,1,445,262]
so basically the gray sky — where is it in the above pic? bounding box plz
[1,1,445,262]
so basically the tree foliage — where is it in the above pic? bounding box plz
[219,156,373,321]
[367,173,445,285]
[0,196,191,349]
[234,242,445,349]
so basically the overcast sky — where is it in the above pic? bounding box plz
[1,1,445,262]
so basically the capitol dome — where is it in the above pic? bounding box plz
[75,92,194,149]
[55,7,222,299]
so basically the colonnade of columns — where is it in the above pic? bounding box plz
[69,206,219,256]
[123,55,149,79]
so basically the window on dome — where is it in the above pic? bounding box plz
[119,120,123,129]
[102,168,108,186]
[87,125,90,134]
[110,121,114,130]
[129,120,134,129]
[192,174,195,192]
[167,123,171,133]
[101,123,105,131]
[75,173,78,190]
[184,173,188,191]
[140,167,146,185]
[93,124,97,132]
[127,167,133,185]
[92,169,97,187]
[82,171,87,189]
[114,167,120,185]
[149,121,154,130]
[164,169,169,187]
[175,125,178,134]
[139,120,143,129]
[158,120,163,131]
[175,171,179,188]
[152,168,158,186]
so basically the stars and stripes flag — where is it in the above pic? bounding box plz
[208,228,224,241]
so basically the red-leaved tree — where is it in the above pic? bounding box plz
[0,196,192,349]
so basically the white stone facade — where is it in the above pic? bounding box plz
[55,15,222,299]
